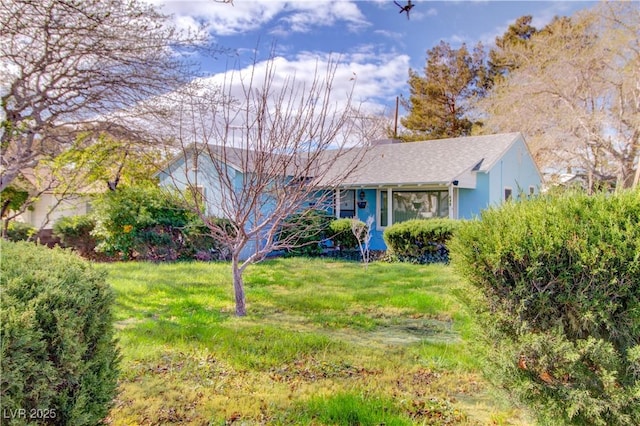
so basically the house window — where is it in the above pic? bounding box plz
[504,187,513,201]
[380,190,388,227]
[338,190,355,218]
[379,189,449,227]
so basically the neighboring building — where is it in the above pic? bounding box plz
[10,168,99,232]
[158,132,543,253]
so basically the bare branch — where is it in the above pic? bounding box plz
[158,52,375,315]
[1,0,217,191]
[476,2,639,190]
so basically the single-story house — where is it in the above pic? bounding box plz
[158,132,542,253]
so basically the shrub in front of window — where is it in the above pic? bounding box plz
[182,217,236,261]
[278,209,334,257]
[449,190,640,425]
[383,218,461,263]
[0,241,119,425]
[329,218,365,250]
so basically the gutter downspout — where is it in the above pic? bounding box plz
[448,183,454,219]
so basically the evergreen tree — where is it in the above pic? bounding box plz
[487,15,538,84]
[400,42,487,141]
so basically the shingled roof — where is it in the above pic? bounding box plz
[164,133,528,188]
[318,132,525,187]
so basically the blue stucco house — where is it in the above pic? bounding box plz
[158,132,542,254]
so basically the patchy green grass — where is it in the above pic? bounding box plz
[101,258,530,425]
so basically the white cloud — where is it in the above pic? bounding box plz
[408,6,438,21]
[138,50,408,146]
[180,50,409,125]
[373,29,404,42]
[278,1,368,33]
[146,0,368,36]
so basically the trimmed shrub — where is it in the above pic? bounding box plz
[4,221,36,242]
[329,218,365,250]
[53,214,97,257]
[0,241,119,425]
[449,190,640,425]
[383,218,462,263]
[278,209,334,257]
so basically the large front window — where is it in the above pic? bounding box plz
[379,189,449,227]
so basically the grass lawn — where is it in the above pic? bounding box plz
[100,258,529,425]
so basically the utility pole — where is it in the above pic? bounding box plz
[394,96,399,139]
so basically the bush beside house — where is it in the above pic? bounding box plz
[280,215,460,263]
[383,219,462,264]
[3,221,36,242]
[329,218,366,251]
[0,241,119,425]
[278,209,334,257]
[53,214,97,258]
[181,217,235,261]
[90,186,192,260]
[88,186,234,261]
[449,190,640,425]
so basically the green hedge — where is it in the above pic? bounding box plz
[182,217,235,261]
[329,218,366,250]
[449,190,640,425]
[383,219,462,263]
[0,241,119,425]
[91,186,196,260]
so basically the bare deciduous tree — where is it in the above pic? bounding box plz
[351,215,374,268]
[158,55,375,316]
[0,0,213,192]
[476,2,640,191]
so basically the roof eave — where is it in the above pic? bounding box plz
[333,180,452,188]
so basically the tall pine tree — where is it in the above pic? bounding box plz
[488,15,538,84]
[400,41,487,141]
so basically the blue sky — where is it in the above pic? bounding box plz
[147,0,597,116]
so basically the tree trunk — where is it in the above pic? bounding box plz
[1,218,9,239]
[231,255,247,317]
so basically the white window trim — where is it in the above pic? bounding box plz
[376,188,392,231]
[334,189,357,219]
